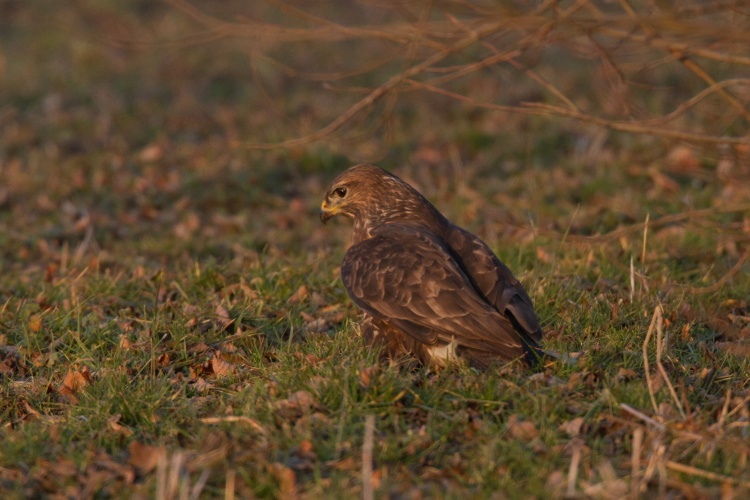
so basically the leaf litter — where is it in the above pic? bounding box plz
[1,2,750,498]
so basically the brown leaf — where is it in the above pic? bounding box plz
[275,390,316,420]
[649,170,679,193]
[330,456,357,471]
[615,368,638,382]
[215,304,233,329]
[269,463,296,497]
[716,340,750,358]
[44,264,58,283]
[536,247,552,264]
[118,335,132,350]
[157,353,170,367]
[357,366,379,389]
[0,358,14,376]
[23,400,42,421]
[188,342,212,355]
[29,314,43,333]
[568,371,598,389]
[138,143,163,163]
[544,470,566,494]
[108,414,133,437]
[667,145,700,173]
[298,440,314,456]
[194,377,213,393]
[506,415,538,441]
[128,442,166,473]
[211,355,236,378]
[220,341,238,354]
[559,417,584,437]
[91,450,136,485]
[305,318,328,333]
[292,353,324,366]
[287,284,309,304]
[320,304,341,314]
[58,366,93,404]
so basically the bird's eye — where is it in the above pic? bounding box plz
[334,187,347,198]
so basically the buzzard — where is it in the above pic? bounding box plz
[320,164,543,368]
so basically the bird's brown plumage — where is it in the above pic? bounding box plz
[321,164,543,368]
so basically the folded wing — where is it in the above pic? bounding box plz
[341,224,529,362]
[445,226,543,344]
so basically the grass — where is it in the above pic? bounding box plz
[2,1,750,498]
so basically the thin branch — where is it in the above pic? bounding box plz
[404,79,749,145]
[654,305,687,419]
[666,460,750,487]
[676,246,750,295]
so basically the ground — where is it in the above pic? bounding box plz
[1,1,749,498]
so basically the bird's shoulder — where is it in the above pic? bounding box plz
[341,223,457,291]
[344,223,447,264]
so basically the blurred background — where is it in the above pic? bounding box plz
[1,0,749,268]
[2,2,750,497]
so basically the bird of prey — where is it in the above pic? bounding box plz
[320,164,543,368]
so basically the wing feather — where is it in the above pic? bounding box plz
[341,224,527,359]
[445,226,543,344]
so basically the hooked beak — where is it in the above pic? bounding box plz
[320,200,336,224]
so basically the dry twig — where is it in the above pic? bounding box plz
[200,416,266,434]
[156,0,750,149]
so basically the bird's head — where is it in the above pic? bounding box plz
[320,164,391,224]
[320,164,445,235]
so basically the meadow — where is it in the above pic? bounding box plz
[1,1,749,498]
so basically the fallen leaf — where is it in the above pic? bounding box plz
[118,335,132,350]
[667,145,699,172]
[269,462,296,497]
[559,417,584,437]
[357,366,379,389]
[194,377,213,393]
[568,371,598,389]
[506,415,538,441]
[138,143,163,163]
[287,284,309,304]
[330,456,356,471]
[275,390,316,420]
[128,442,166,473]
[716,340,750,358]
[23,400,42,421]
[0,358,14,376]
[649,170,679,193]
[58,366,93,404]
[220,341,237,354]
[29,314,43,333]
[157,353,170,367]
[211,355,236,377]
[215,304,233,329]
[544,470,565,493]
[298,440,314,455]
[305,318,328,333]
[189,343,212,355]
[536,247,552,264]
[108,414,133,437]
[615,368,638,382]
[91,450,136,485]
